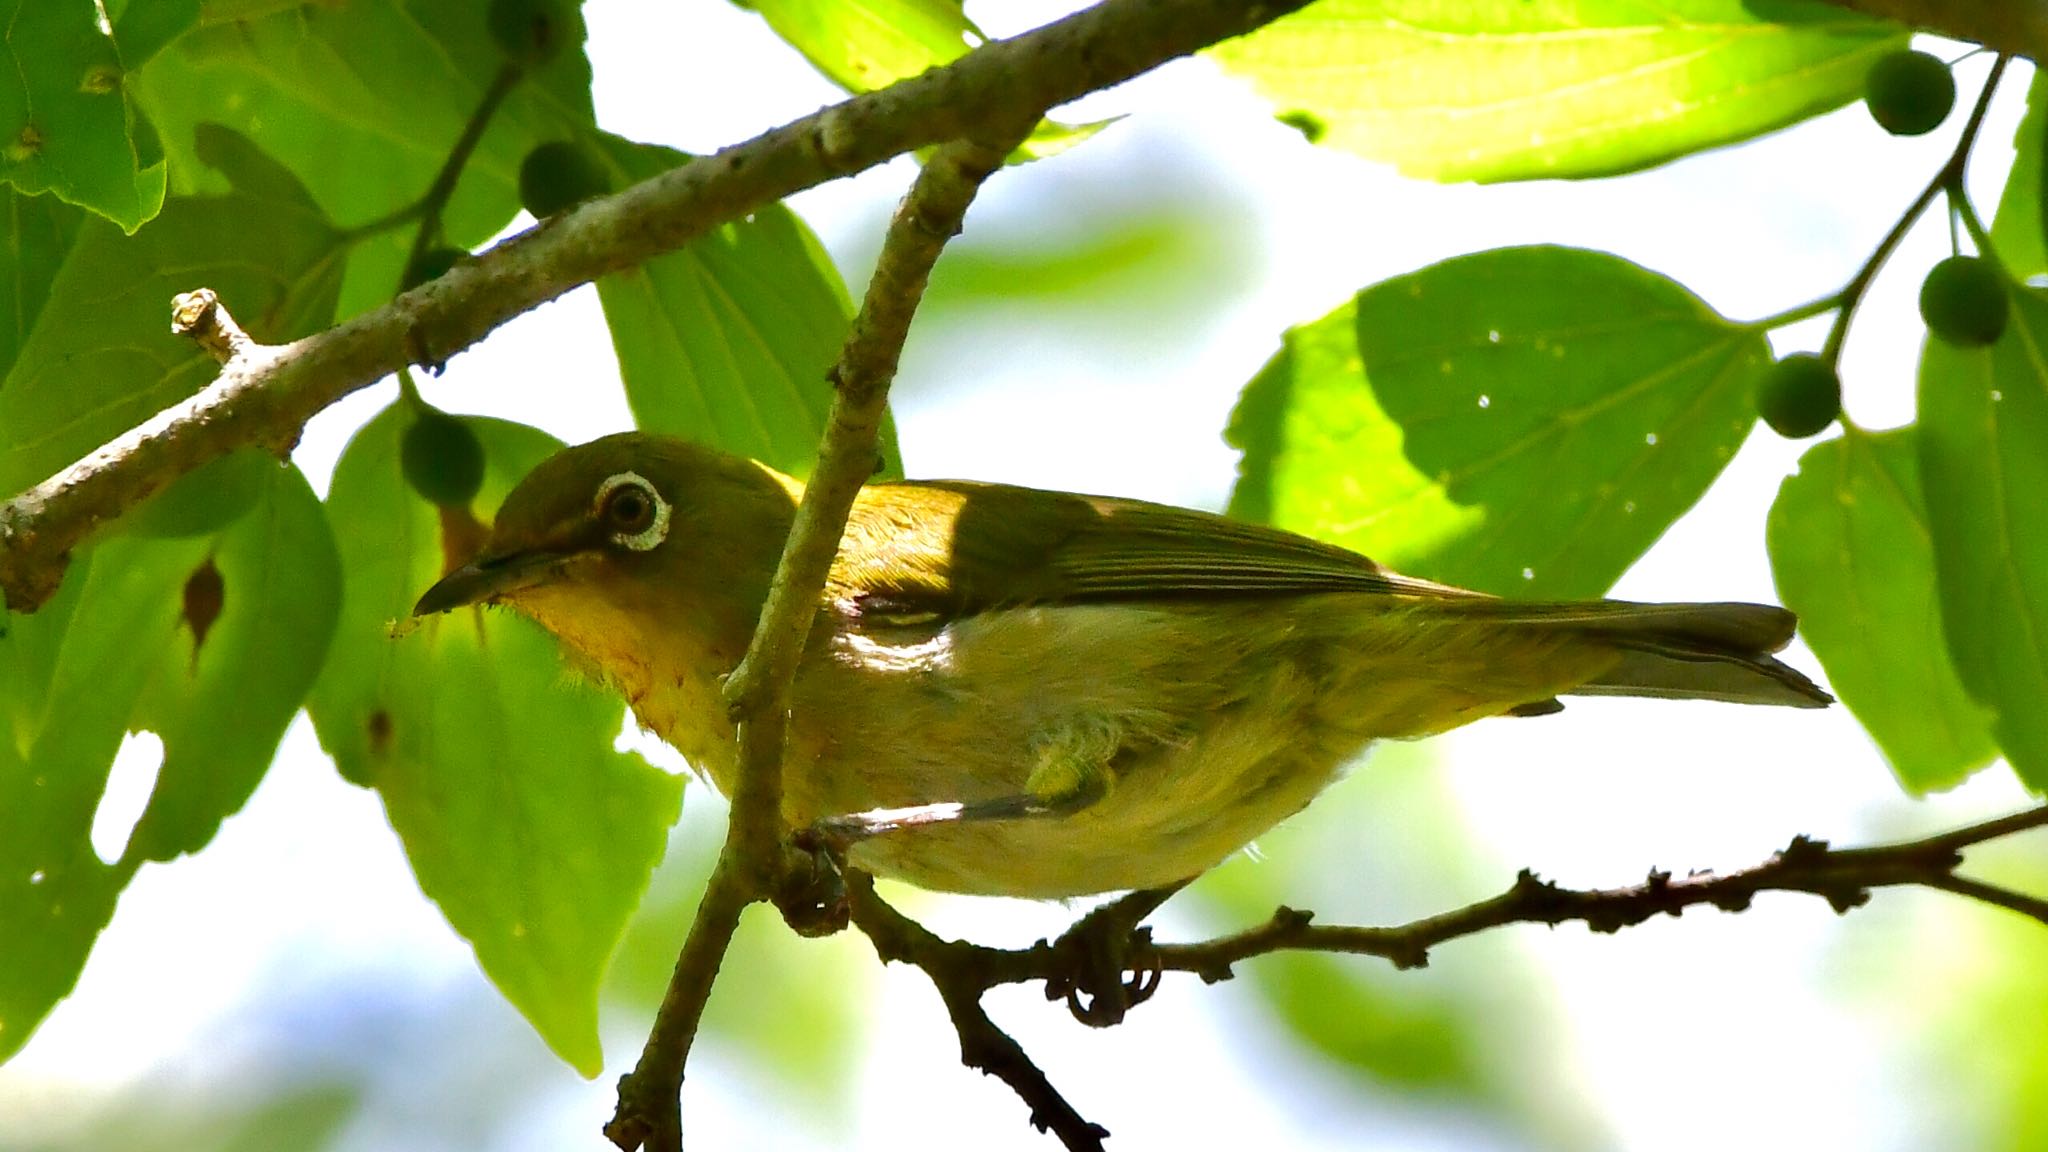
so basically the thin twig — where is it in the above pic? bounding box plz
[602,858,749,1152]
[604,127,1031,1152]
[400,62,524,289]
[848,874,1109,1152]
[1148,806,2048,978]
[170,289,262,366]
[0,0,1314,613]
[1821,54,2007,364]
[825,806,2048,1150]
[594,748,2048,1152]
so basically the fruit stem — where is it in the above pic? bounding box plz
[397,366,425,409]
[1819,54,2009,366]
[1946,177,1999,265]
[399,61,527,293]
[1745,294,1842,332]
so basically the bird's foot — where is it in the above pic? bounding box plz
[1044,881,1190,1027]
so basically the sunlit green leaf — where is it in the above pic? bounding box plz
[1767,428,1997,792]
[590,133,900,478]
[0,126,343,499]
[1918,289,2048,791]
[1228,246,1762,597]
[748,0,975,90]
[1209,0,1902,182]
[1991,69,2047,283]
[130,0,597,319]
[0,0,168,231]
[0,463,339,1062]
[308,405,684,1077]
[743,0,1104,162]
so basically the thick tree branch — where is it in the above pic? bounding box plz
[1823,0,2047,61]
[603,127,1028,1152]
[0,0,1314,613]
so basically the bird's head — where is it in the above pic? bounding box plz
[412,432,800,691]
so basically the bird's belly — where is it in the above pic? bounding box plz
[785,603,1375,898]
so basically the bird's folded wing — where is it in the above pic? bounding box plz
[831,479,1485,623]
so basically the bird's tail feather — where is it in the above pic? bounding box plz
[1441,598,1833,709]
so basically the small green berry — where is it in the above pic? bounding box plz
[518,140,611,218]
[1919,255,2008,347]
[1864,50,1956,137]
[401,409,486,507]
[1756,354,1841,439]
[402,246,467,292]
[487,0,569,67]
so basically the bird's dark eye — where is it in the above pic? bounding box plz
[604,483,654,533]
[593,472,670,551]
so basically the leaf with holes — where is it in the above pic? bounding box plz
[0,125,343,500]
[1918,289,2048,792]
[308,405,683,1077]
[1768,429,1997,793]
[1229,245,1763,597]
[591,133,900,478]
[0,463,339,1063]
[0,0,168,231]
[1209,0,1901,182]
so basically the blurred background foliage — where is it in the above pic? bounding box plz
[5,0,2048,1149]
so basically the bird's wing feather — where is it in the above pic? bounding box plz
[829,480,1483,621]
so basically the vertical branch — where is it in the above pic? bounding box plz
[720,125,1031,873]
[604,123,1034,1152]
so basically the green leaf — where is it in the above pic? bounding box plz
[1767,429,1996,792]
[0,463,339,1063]
[110,0,202,71]
[0,126,343,499]
[743,0,1105,162]
[749,0,977,91]
[130,0,597,320]
[590,133,900,478]
[1990,69,2047,283]
[1918,288,2048,791]
[1228,246,1763,597]
[1209,0,1903,182]
[0,186,85,377]
[308,405,684,1077]
[0,0,168,231]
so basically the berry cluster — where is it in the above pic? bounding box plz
[1755,49,2011,440]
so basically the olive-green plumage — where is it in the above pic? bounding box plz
[414,432,1829,898]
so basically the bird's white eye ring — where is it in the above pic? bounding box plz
[595,471,670,551]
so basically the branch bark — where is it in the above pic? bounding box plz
[603,126,1030,1152]
[0,0,1315,613]
[1824,0,2048,61]
[838,806,2048,1150]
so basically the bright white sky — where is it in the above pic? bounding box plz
[4,5,2040,1151]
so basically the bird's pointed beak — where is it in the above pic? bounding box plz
[412,548,566,616]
